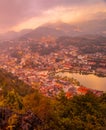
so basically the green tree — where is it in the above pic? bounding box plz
[4,90,23,110]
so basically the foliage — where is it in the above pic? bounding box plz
[0,69,33,96]
[0,69,106,130]
[0,91,106,130]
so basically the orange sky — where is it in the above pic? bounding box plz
[0,0,106,33]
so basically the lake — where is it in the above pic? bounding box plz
[57,72,106,91]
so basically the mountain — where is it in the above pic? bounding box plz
[22,20,106,40]
[77,19,106,36]
[21,22,80,40]
[0,29,32,40]
[0,19,106,41]
[22,26,67,40]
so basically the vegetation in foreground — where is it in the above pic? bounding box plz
[0,69,106,130]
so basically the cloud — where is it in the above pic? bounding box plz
[0,1,34,28]
[0,0,105,32]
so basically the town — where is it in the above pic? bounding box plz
[0,36,106,97]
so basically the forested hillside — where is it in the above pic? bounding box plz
[0,69,33,96]
[0,69,106,130]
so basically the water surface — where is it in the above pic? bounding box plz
[57,72,106,91]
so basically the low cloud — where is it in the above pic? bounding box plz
[0,0,105,32]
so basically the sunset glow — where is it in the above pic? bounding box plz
[0,0,106,33]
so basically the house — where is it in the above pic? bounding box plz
[77,86,88,95]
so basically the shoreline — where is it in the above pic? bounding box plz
[49,69,106,78]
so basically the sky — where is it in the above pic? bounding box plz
[0,0,106,33]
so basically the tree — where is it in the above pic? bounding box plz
[4,90,23,110]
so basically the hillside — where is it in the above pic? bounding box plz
[0,60,106,130]
[17,21,106,40]
[0,20,106,41]
[0,90,106,130]
[0,69,33,96]
[0,29,32,41]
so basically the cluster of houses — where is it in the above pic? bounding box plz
[0,39,105,97]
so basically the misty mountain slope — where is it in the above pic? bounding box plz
[0,18,106,41]
[77,19,106,35]
[22,22,82,39]
[0,29,32,40]
[21,20,106,40]
[22,26,67,39]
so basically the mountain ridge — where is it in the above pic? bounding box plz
[0,19,106,41]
